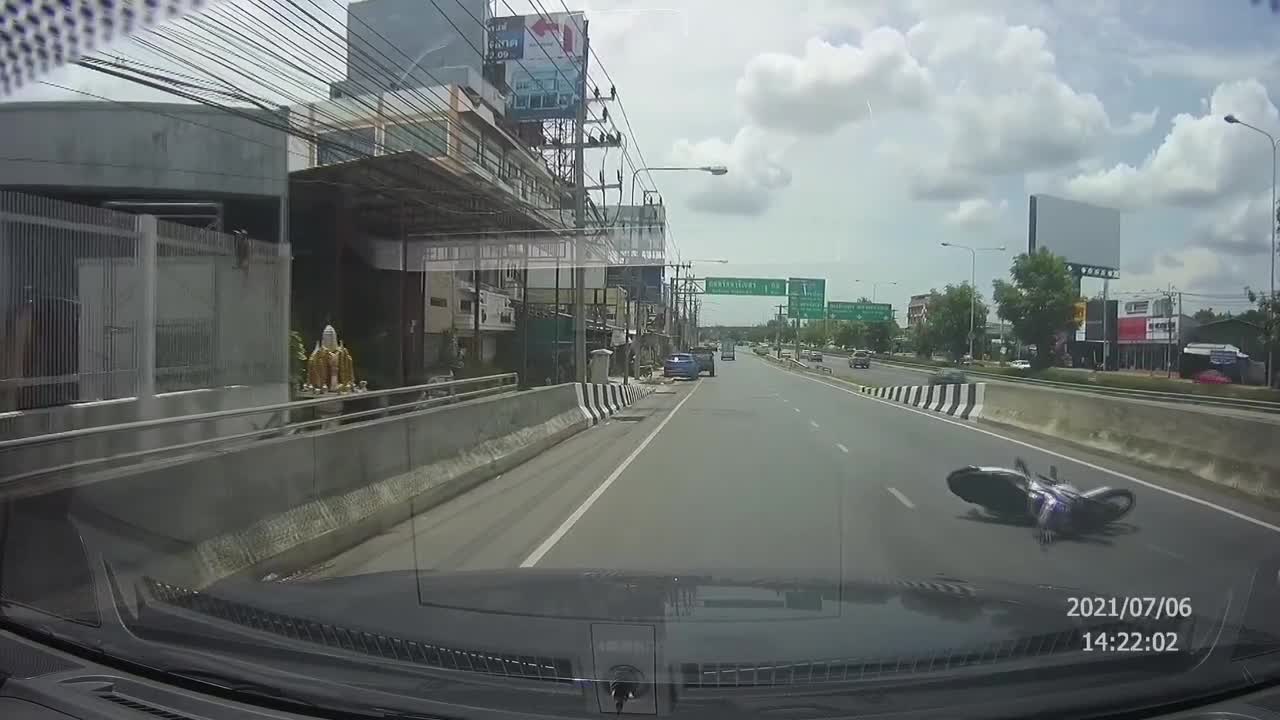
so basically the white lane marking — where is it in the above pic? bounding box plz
[762,361,1280,535]
[1145,543,1188,562]
[520,380,703,567]
[781,398,789,403]
[809,420,820,429]
[887,487,916,509]
[793,407,800,413]
[836,443,849,454]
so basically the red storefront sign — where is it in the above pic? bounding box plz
[1118,317,1147,342]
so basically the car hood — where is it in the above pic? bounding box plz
[145,568,1215,668]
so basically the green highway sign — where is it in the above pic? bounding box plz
[787,277,826,319]
[827,301,893,322]
[704,277,787,296]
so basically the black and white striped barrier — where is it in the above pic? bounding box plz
[862,383,985,420]
[576,382,655,425]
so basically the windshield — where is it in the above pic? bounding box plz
[5,2,1280,719]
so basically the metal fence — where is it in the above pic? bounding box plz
[0,191,288,412]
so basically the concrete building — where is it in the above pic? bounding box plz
[907,293,930,327]
[0,101,291,448]
[286,21,568,385]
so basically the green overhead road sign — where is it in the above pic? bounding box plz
[827,301,893,322]
[787,277,826,319]
[704,277,787,296]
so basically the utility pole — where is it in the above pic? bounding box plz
[793,319,801,361]
[1165,284,1173,378]
[1102,278,1110,371]
[1177,289,1183,377]
[571,22,591,382]
[775,304,785,358]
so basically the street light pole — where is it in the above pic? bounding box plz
[940,242,1005,360]
[1225,114,1277,386]
[625,166,727,382]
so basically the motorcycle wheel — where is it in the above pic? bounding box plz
[1077,488,1136,529]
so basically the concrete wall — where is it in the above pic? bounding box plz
[980,383,1280,499]
[0,103,288,199]
[63,383,590,588]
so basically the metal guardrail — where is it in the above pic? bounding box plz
[1,374,521,487]
[864,355,1280,414]
[0,373,519,451]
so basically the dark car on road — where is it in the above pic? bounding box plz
[663,353,700,379]
[849,350,871,368]
[690,347,716,377]
[929,368,968,385]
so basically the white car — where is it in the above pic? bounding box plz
[1009,359,1031,370]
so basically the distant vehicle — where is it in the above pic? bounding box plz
[690,347,717,377]
[721,339,736,361]
[809,350,823,362]
[929,368,968,386]
[1195,369,1232,384]
[849,350,871,369]
[1009,359,1031,370]
[663,353,700,379]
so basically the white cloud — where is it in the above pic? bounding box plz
[1192,189,1275,257]
[908,16,1111,179]
[735,28,935,136]
[944,197,1008,228]
[668,125,794,216]
[1112,107,1160,136]
[1064,79,1280,210]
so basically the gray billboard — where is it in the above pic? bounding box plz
[1028,194,1121,274]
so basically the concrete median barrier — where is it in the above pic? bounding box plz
[979,382,1280,499]
[60,382,655,589]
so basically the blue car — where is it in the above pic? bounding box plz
[663,352,700,379]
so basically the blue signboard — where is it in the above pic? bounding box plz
[487,13,585,122]
[1210,349,1236,365]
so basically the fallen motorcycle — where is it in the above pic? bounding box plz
[947,458,1135,541]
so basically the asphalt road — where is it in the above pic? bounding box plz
[285,352,1280,614]
[799,352,930,388]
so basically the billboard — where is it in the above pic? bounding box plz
[787,278,826,319]
[828,302,892,322]
[487,12,586,122]
[1028,194,1121,276]
[704,277,787,296]
[1072,301,1087,341]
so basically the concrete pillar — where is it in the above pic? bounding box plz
[137,214,157,400]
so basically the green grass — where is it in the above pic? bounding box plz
[874,355,1280,403]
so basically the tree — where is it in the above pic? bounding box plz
[866,320,898,353]
[1193,307,1225,323]
[1245,287,1280,385]
[910,321,935,357]
[800,321,827,346]
[927,284,989,361]
[832,320,867,349]
[992,249,1078,369]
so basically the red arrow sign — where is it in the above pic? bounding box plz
[530,17,559,37]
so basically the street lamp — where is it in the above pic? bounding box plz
[617,167,727,384]
[854,279,898,302]
[630,165,729,207]
[1225,113,1276,385]
[940,242,1006,360]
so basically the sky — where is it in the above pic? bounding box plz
[11,0,1280,326]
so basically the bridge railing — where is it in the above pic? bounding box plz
[0,373,519,491]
